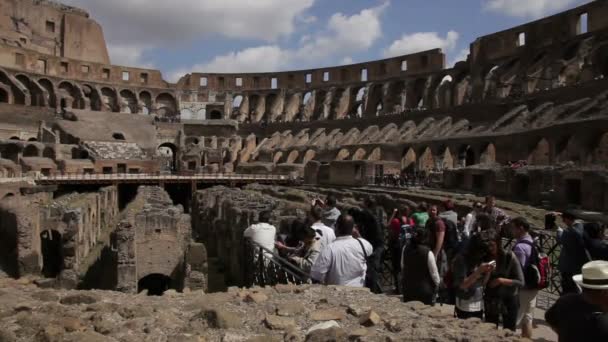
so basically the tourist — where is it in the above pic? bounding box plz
[557,211,588,295]
[401,227,440,305]
[310,205,336,251]
[483,229,524,331]
[439,199,458,226]
[426,205,446,260]
[510,217,537,339]
[452,233,495,320]
[583,222,608,261]
[283,225,321,274]
[412,202,429,228]
[388,206,415,293]
[354,198,385,293]
[310,215,373,287]
[243,210,277,254]
[545,260,608,342]
[463,202,483,237]
[483,196,509,230]
[321,195,341,229]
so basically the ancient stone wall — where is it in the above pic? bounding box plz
[116,186,204,293]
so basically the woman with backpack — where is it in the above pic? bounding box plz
[482,229,525,331]
[401,227,440,305]
[388,206,415,293]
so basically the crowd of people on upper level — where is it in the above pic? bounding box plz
[243,194,608,341]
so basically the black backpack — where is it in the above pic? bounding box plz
[442,218,467,254]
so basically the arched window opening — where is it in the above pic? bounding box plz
[41,230,63,278]
[138,274,172,296]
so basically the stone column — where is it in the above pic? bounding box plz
[115,221,137,293]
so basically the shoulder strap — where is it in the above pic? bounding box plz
[356,238,368,259]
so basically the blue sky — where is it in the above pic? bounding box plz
[63,0,590,82]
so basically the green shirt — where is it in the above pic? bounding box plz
[412,212,429,228]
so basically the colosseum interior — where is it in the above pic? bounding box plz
[0,0,607,340]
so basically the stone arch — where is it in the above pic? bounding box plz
[15,74,44,106]
[302,150,316,164]
[233,95,243,108]
[273,151,283,164]
[437,146,454,169]
[479,143,496,164]
[180,108,193,120]
[458,145,476,167]
[23,144,39,157]
[42,146,56,159]
[82,84,102,111]
[418,147,435,171]
[384,81,406,113]
[352,148,367,161]
[0,69,25,105]
[592,132,608,164]
[313,90,328,121]
[366,84,383,116]
[528,138,551,165]
[71,147,89,159]
[249,94,264,122]
[556,135,582,164]
[409,78,427,108]
[119,89,138,114]
[335,148,350,161]
[303,92,312,106]
[367,147,381,161]
[157,143,177,171]
[286,150,300,164]
[156,93,178,119]
[139,91,153,115]
[0,87,8,103]
[436,75,453,108]
[401,148,416,172]
[38,78,56,108]
[2,144,20,163]
[28,137,38,142]
[101,87,118,112]
[57,81,84,109]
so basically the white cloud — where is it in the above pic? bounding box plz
[449,48,469,67]
[299,15,318,24]
[384,31,459,58]
[482,0,580,18]
[62,0,315,44]
[107,44,154,68]
[170,3,389,78]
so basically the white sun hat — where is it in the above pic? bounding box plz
[573,260,608,290]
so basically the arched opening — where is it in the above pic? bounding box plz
[367,147,381,161]
[42,147,56,159]
[119,89,138,114]
[156,93,178,119]
[303,92,312,105]
[313,90,327,120]
[0,70,24,105]
[139,91,152,115]
[112,132,126,141]
[375,102,383,116]
[58,81,83,109]
[157,143,177,172]
[302,150,316,164]
[233,95,243,108]
[3,144,19,163]
[356,104,363,118]
[593,133,608,164]
[138,273,172,296]
[273,151,283,164]
[72,147,89,160]
[38,78,56,108]
[366,84,383,116]
[410,78,427,108]
[41,230,63,278]
[438,146,454,169]
[401,148,416,172]
[418,147,435,171]
[101,87,118,112]
[458,145,476,167]
[352,148,366,161]
[82,84,101,111]
[23,145,39,157]
[528,138,550,165]
[2,192,15,199]
[0,88,8,103]
[209,110,222,120]
[16,75,44,106]
[286,150,299,164]
[480,143,496,164]
[336,149,350,161]
[28,137,38,142]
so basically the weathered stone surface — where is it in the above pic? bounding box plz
[245,292,269,304]
[265,314,297,330]
[309,309,346,321]
[359,310,381,327]
[197,308,242,329]
[59,293,98,305]
[276,301,306,317]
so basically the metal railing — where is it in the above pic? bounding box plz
[34,171,298,183]
[243,238,311,287]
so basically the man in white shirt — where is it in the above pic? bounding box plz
[243,211,276,255]
[310,214,373,287]
[311,205,336,251]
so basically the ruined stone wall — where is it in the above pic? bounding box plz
[37,186,119,287]
[116,186,204,293]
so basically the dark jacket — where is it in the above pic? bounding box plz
[558,223,589,274]
[402,245,437,305]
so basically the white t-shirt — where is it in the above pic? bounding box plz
[310,236,373,287]
[311,222,336,251]
[244,223,276,253]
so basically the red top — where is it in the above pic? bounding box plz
[389,217,414,235]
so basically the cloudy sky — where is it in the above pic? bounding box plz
[62,0,590,82]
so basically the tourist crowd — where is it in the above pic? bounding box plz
[243,195,608,341]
